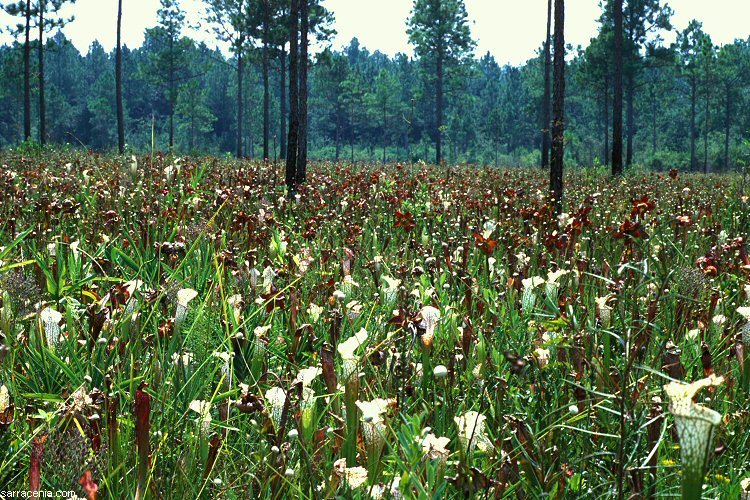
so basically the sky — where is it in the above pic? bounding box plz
[0,0,748,65]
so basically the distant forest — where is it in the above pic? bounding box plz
[0,0,749,171]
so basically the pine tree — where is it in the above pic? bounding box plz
[407,0,475,165]
[677,20,708,172]
[1,2,36,141]
[550,0,565,215]
[612,0,624,175]
[38,1,76,145]
[143,0,192,151]
[295,0,309,183]
[541,0,552,169]
[366,69,402,164]
[205,0,254,158]
[13,0,76,145]
[116,0,124,153]
[285,0,299,193]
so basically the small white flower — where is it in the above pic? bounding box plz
[346,300,363,321]
[381,276,401,304]
[534,347,550,369]
[337,329,368,382]
[254,324,272,337]
[547,269,569,284]
[482,220,497,239]
[172,351,193,367]
[265,387,287,430]
[67,386,93,414]
[307,303,324,323]
[213,351,233,385]
[711,315,727,327]
[227,294,243,325]
[294,366,322,388]
[545,269,569,302]
[248,267,261,290]
[521,277,544,314]
[40,308,63,346]
[332,458,368,490]
[522,276,545,290]
[595,296,613,328]
[454,411,492,453]
[163,164,176,182]
[741,477,750,498]
[262,266,276,294]
[420,433,450,461]
[516,252,530,267]
[356,398,393,457]
[189,400,212,434]
[433,365,449,379]
[0,384,9,413]
[175,288,198,332]
[488,257,497,275]
[557,212,573,229]
[356,398,392,425]
[419,306,441,348]
[340,275,359,297]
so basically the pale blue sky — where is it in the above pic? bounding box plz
[1,0,748,65]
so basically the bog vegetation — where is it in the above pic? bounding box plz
[1,0,750,498]
[0,151,749,498]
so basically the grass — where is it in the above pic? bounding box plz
[0,150,749,498]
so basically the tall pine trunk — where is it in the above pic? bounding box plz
[279,46,287,159]
[334,103,341,161]
[541,0,552,169]
[611,0,623,175]
[626,73,634,166]
[189,108,195,151]
[550,0,565,216]
[603,73,609,167]
[38,1,45,145]
[262,0,270,160]
[285,0,299,193]
[651,84,657,155]
[724,83,731,171]
[236,43,244,158]
[23,1,31,141]
[704,81,709,174]
[494,131,499,167]
[690,73,696,171]
[435,44,444,165]
[296,0,309,183]
[169,35,174,150]
[382,101,387,164]
[116,0,125,154]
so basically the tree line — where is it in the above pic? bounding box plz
[0,0,749,179]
